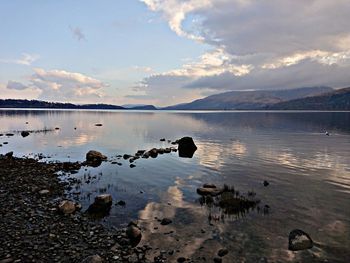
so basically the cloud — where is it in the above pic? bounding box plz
[70,26,86,41]
[6,81,29,90]
[0,53,39,66]
[6,68,107,102]
[137,0,350,104]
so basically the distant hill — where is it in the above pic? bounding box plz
[266,87,350,110]
[163,87,333,110]
[123,104,157,110]
[0,99,125,110]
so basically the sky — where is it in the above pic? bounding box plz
[1,0,350,107]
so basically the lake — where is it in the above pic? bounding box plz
[0,109,349,262]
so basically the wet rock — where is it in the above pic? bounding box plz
[86,150,107,166]
[217,248,228,257]
[214,257,222,263]
[130,164,136,168]
[55,127,60,130]
[81,255,103,263]
[177,257,186,263]
[136,150,146,156]
[87,194,113,217]
[197,186,223,197]
[160,218,172,225]
[5,133,14,136]
[164,148,171,153]
[123,154,132,160]
[95,124,103,127]
[58,200,76,214]
[177,137,197,158]
[263,180,269,187]
[160,138,166,142]
[21,131,30,137]
[148,148,158,158]
[116,200,126,206]
[203,183,217,188]
[288,229,313,251]
[126,221,142,247]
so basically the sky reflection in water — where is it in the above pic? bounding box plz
[0,110,349,262]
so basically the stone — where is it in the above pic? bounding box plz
[217,248,228,257]
[263,180,269,187]
[214,257,222,263]
[81,255,103,263]
[148,148,158,158]
[21,131,30,137]
[39,189,50,195]
[58,200,76,214]
[5,152,13,158]
[177,137,197,158]
[87,194,113,217]
[177,257,186,263]
[160,218,172,225]
[86,150,107,166]
[288,229,313,251]
[126,222,142,246]
[160,138,166,141]
[95,124,103,127]
[197,187,223,196]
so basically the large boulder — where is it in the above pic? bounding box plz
[288,229,313,251]
[87,194,112,218]
[86,150,107,166]
[177,137,197,158]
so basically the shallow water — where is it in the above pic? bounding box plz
[1,109,349,262]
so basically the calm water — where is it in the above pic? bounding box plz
[1,109,349,262]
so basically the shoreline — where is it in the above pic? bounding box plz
[0,155,151,263]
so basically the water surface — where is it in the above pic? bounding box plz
[1,109,349,262]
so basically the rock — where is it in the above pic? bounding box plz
[123,154,132,159]
[87,194,113,217]
[136,150,146,156]
[177,257,186,263]
[177,137,197,158]
[81,255,103,263]
[214,257,222,263]
[5,133,14,136]
[217,248,228,257]
[117,200,126,206]
[164,148,171,153]
[58,200,76,214]
[86,150,107,166]
[0,258,14,263]
[21,131,30,137]
[203,183,217,188]
[5,152,13,158]
[95,124,103,127]
[55,127,60,130]
[160,218,172,225]
[197,187,223,196]
[39,189,50,195]
[148,148,158,158]
[130,164,136,168]
[126,222,142,246]
[288,229,313,251]
[263,180,269,187]
[160,138,166,141]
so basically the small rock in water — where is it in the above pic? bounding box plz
[87,194,113,217]
[5,152,13,158]
[161,218,172,225]
[95,123,103,127]
[126,221,142,246]
[21,131,30,137]
[288,229,313,251]
[130,164,136,168]
[81,255,103,263]
[177,136,197,158]
[263,180,269,187]
[160,138,166,141]
[116,200,126,206]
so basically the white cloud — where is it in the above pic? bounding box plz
[0,53,39,66]
[6,68,107,102]
[137,0,350,103]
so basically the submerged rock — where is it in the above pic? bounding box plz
[288,229,313,251]
[177,137,197,158]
